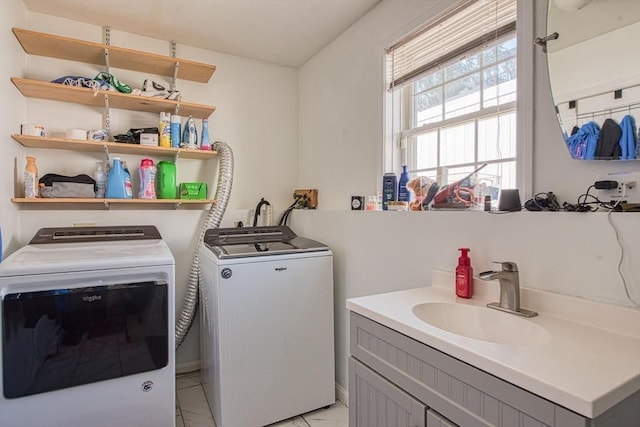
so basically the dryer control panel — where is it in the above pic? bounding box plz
[29,225,162,244]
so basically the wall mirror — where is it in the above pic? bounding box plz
[544,0,640,160]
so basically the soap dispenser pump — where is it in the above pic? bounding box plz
[455,248,473,298]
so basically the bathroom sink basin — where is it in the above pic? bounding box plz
[412,302,550,346]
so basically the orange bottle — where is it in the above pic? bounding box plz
[24,156,38,198]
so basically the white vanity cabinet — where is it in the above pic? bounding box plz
[348,312,638,427]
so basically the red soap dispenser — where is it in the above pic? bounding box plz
[455,248,473,298]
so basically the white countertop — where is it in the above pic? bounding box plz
[346,270,640,418]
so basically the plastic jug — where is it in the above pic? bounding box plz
[105,157,133,199]
[138,158,157,199]
[156,161,177,199]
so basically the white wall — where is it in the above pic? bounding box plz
[5,9,299,367]
[0,2,27,257]
[297,0,640,391]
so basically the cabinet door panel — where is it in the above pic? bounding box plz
[350,357,426,427]
[426,409,458,427]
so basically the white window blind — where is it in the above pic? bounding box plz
[386,0,517,90]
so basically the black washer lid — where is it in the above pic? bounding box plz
[203,225,328,258]
[204,225,298,246]
[29,225,162,244]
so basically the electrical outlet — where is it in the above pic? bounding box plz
[597,171,640,203]
[293,189,318,209]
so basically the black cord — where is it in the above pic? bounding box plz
[277,199,299,226]
[253,198,271,227]
[496,185,625,214]
[571,184,623,212]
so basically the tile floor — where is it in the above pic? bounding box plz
[176,371,349,427]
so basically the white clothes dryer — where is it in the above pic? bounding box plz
[0,225,175,427]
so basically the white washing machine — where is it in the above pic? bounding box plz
[199,226,335,427]
[0,225,175,427]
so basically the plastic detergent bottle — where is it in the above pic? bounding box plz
[94,161,106,198]
[398,165,411,203]
[24,156,38,198]
[159,112,171,148]
[105,157,132,199]
[138,158,157,199]
[200,118,211,151]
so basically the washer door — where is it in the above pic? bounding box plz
[2,281,168,399]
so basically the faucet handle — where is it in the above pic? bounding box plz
[492,261,518,272]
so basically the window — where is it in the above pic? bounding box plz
[386,0,522,207]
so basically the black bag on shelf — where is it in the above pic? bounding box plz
[113,127,159,144]
[39,174,96,198]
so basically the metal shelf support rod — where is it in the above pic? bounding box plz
[103,26,111,74]
[170,41,179,91]
[103,93,111,136]
[102,144,111,166]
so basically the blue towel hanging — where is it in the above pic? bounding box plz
[619,115,637,160]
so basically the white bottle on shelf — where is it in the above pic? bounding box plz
[94,161,106,198]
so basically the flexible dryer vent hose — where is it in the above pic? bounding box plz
[175,141,234,349]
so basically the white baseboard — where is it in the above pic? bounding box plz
[335,383,348,407]
[176,360,200,375]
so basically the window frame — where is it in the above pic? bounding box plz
[383,0,533,199]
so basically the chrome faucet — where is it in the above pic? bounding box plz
[479,262,537,318]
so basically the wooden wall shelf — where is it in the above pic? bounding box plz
[12,198,216,209]
[12,78,215,119]
[12,28,216,83]
[11,28,219,211]
[12,134,218,160]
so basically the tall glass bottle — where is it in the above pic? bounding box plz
[200,118,211,151]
